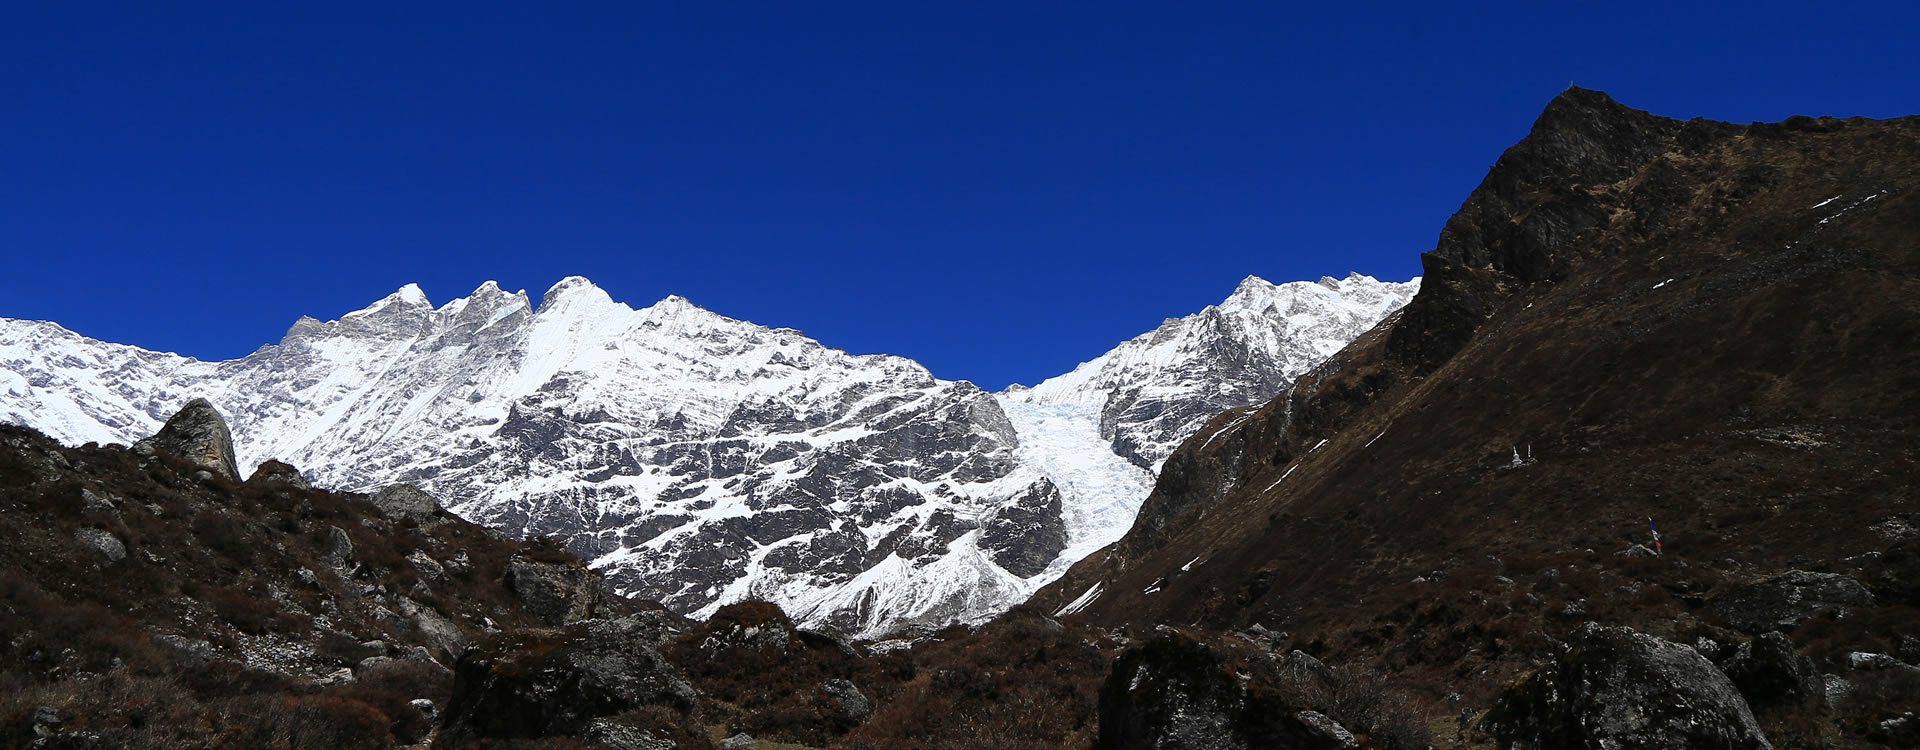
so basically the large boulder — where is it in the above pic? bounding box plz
[1720,632,1818,707]
[370,483,446,526]
[506,556,608,626]
[1482,623,1772,750]
[133,398,239,480]
[439,615,698,742]
[1709,570,1875,634]
[245,459,311,489]
[73,528,126,566]
[1096,631,1359,750]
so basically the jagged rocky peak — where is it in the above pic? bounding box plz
[1388,86,1738,370]
[132,397,240,480]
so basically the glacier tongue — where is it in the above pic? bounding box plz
[0,272,1416,638]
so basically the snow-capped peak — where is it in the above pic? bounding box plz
[1,271,1418,639]
[1012,271,1419,469]
[539,275,615,311]
[344,283,433,319]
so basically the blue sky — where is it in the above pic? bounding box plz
[5,2,1916,389]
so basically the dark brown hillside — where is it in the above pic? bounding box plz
[1032,88,1920,741]
[0,410,655,748]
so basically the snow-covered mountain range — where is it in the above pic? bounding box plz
[0,273,1414,637]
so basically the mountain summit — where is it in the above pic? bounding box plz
[2,272,1414,636]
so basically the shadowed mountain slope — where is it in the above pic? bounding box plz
[1032,86,1920,638]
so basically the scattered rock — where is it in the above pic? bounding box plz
[1822,674,1852,705]
[1482,623,1773,750]
[1875,713,1920,747]
[822,678,873,722]
[440,615,698,741]
[1842,551,1881,568]
[583,719,677,750]
[1721,632,1817,706]
[1708,570,1874,634]
[1098,632,1364,750]
[1295,710,1359,749]
[324,526,354,565]
[355,655,393,674]
[73,528,125,565]
[408,550,447,582]
[78,488,117,513]
[721,733,756,749]
[506,557,607,626]
[395,596,466,664]
[33,705,60,733]
[1899,635,1920,664]
[132,398,239,480]
[409,698,438,722]
[315,667,355,687]
[1848,651,1896,670]
[154,635,215,666]
[445,549,474,577]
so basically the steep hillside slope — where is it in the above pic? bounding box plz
[1034,86,1919,646]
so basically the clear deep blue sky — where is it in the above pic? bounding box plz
[5,2,1916,389]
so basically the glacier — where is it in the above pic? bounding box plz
[0,272,1414,637]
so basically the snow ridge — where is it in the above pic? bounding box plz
[1,272,1415,638]
[1007,272,1420,470]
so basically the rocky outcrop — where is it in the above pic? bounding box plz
[1709,570,1876,634]
[368,483,444,525]
[132,398,239,480]
[440,615,699,743]
[506,556,609,626]
[1096,632,1363,750]
[980,478,1068,578]
[1482,623,1772,750]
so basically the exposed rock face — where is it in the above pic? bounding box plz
[979,478,1068,578]
[132,398,238,480]
[1710,570,1876,634]
[1482,623,1772,750]
[440,615,698,742]
[506,557,609,626]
